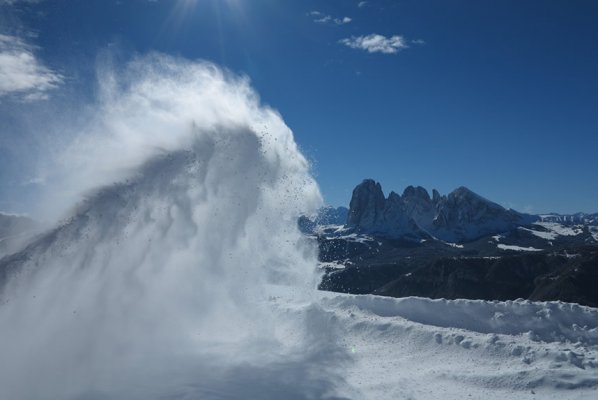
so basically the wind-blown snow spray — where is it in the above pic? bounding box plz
[0,55,348,399]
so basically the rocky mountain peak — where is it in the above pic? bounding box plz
[432,189,442,204]
[347,179,386,227]
[450,186,478,199]
[387,191,401,202]
[346,180,535,242]
[402,186,431,202]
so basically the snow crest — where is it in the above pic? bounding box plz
[323,295,598,345]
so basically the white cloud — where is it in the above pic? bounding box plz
[314,15,332,23]
[0,34,63,101]
[340,34,409,54]
[358,1,368,7]
[310,10,352,25]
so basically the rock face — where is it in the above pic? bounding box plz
[347,179,535,242]
[347,180,385,228]
[432,186,535,242]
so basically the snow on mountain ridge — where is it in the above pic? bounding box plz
[540,213,598,225]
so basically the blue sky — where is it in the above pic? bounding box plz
[0,0,597,214]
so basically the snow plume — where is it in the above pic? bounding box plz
[35,54,317,221]
[0,55,351,399]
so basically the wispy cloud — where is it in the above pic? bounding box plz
[339,34,409,54]
[309,10,352,25]
[334,16,352,25]
[0,34,63,101]
[358,1,368,7]
[314,15,331,23]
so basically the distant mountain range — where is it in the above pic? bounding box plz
[347,179,539,242]
[302,179,598,307]
[304,179,598,244]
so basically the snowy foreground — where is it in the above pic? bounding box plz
[269,288,598,399]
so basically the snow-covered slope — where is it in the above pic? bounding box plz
[312,292,598,399]
[265,287,598,399]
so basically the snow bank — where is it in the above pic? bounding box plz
[313,292,598,399]
[323,294,598,345]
